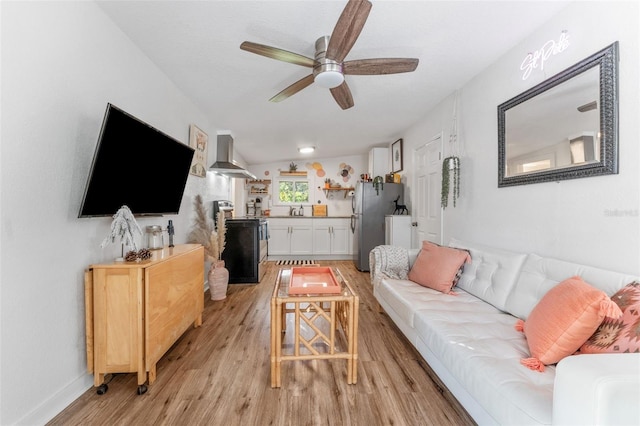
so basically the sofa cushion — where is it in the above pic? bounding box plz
[580,281,640,354]
[376,277,500,329]
[413,296,555,425]
[408,241,470,293]
[448,238,527,312]
[516,276,622,372]
[504,253,638,321]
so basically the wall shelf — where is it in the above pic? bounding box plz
[246,179,271,195]
[280,171,307,177]
[323,187,355,199]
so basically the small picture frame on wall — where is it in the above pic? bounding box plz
[391,139,403,173]
[189,124,208,177]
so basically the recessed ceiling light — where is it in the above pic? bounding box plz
[298,146,315,154]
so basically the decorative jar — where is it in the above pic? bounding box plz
[145,225,164,250]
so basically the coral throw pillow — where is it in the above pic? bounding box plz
[514,276,622,372]
[580,282,640,354]
[407,241,471,294]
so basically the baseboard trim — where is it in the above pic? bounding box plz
[17,374,93,425]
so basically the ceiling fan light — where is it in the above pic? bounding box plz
[298,146,315,154]
[314,71,344,89]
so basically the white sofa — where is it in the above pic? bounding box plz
[370,239,640,426]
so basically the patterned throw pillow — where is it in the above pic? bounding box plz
[580,282,640,354]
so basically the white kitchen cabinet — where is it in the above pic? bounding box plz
[369,147,389,177]
[268,221,291,255]
[268,218,313,256]
[290,222,313,255]
[313,218,351,255]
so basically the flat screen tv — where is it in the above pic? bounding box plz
[78,103,195,217]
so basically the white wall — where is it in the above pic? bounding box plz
[2,1,638,424]
[0,3,229,424]
[402,1,639,275]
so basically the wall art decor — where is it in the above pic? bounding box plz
[392,139,403,173]
[338,163,354,182]
[189,124,208,177]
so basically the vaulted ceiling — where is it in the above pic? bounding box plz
[97,1,569,166]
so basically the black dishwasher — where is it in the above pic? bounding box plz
[222,219,267,284]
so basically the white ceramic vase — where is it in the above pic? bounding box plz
[209,260,229,301]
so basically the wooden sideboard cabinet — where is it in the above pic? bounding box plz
[85,244,204,394]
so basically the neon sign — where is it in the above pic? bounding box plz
[521,31,570,80]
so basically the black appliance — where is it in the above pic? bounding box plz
[79,103,194,217]
[222,219,268,284]
[212,200,234,224]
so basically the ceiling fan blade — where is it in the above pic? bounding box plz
[240,41,315,68]
[326,0,372,63]
[330,82,354,110]
[343,58,419,75]
[269,74,315,103]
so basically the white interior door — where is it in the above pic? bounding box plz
[414,134,443,245]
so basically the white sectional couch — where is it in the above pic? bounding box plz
[370,239,640,425]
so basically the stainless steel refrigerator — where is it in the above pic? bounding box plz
[351,182,404,271]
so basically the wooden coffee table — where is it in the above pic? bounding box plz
[270,267,359,388]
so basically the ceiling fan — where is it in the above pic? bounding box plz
[240,0,419,110]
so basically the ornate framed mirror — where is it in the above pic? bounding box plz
[498,42,618,187]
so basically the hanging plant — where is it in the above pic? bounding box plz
[372,176,384,195]
[441,156,460,209]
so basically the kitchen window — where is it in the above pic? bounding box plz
[277,178,309,204]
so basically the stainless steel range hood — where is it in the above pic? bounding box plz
[209,134,256,179]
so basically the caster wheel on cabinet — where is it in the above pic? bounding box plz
[96,384,108,395]
[137,384,148,395]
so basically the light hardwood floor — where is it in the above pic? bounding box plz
[49,261,475,426]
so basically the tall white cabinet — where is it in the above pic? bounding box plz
[385,215,412,248]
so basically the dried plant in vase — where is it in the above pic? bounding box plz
[215,211,226,261]
[187,195,229,300]
[209,211,228,300]
[187,195,215,259]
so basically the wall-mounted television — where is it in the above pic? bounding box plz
[78,103,194,217]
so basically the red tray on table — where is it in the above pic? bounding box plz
[288,266,342,295]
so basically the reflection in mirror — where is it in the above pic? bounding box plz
[498,42,618,187]
[505,67,600,176]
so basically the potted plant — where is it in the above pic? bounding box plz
[372,176,384,195]
[324,178,331,189]
[188,195,228,300]
[441,156,461,208]
[289,162,298,172]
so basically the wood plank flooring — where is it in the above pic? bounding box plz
[49,261,475,426]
